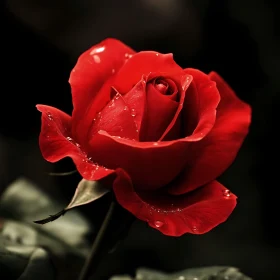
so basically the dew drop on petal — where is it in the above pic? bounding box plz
[124,53,132,59]
[154,221,164,228]
[47,113,53,120]
[90,46,105,55]
[223,189,231,197]
[153,142,159,146]
[112,68,115,74]
[192,226,198,232]
[93,55,101,63]
[131,108,136,117]
[123,106,128,111]
[66,136,73,141]
[96,112,102,120]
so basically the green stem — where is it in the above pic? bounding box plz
[78,201,116,280]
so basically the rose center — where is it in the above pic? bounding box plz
[155,80,169,95]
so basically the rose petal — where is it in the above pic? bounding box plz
[37,105,114,181]
[159,73,193,140]
[140,82,178,141]
[113,51,183,94]
[168,72,251,195]
[70,38,135,143]
[113,169,237,236]
[89,87,141,141]
[88,131,189,190]
[122,77,147,133]
[181,68,221,140]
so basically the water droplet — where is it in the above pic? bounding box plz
[123,106,128,111]
[115,93,120,100]
[154,221,164,228]
[155,53,159,56]
[88,157,93,161]
[90,46,105,55]
[93,55,101,63]
[66,136,73,141]
[131,108,136,117]
[192,226,198,232]
[108,101,115,108]
[112,68,115,74]
[153,142,159,146]
[96,112,102,120]
[47,113,53,120]
[75,142,81,148]
[223,189,231,197]
[125,53,132,59]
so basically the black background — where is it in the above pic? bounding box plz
[2,0,279,279]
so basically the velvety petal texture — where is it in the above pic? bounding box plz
[37,105,114,181]
[113,169,237,236]
[168,71,251,195]
[37,38,251,236]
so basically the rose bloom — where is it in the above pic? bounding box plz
[37,39,251,236]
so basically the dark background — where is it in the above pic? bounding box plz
[1,0,279,279]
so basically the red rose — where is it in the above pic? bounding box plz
[37,38,251,236]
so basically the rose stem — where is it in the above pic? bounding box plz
[78,200,116,280]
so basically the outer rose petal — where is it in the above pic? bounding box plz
[70,38,135,143]
[113,169,237,236]
[37,105,114,181]
[168,72,251,195]
[89,131,189,190]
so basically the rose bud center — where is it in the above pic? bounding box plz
[153,77,178,101]
[155,79,169,95]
